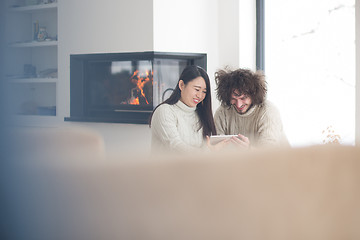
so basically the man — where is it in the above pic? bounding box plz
[213,68,289,148]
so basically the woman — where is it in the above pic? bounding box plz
[149,65,216,152]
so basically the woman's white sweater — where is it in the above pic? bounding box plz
[151,100,204,153]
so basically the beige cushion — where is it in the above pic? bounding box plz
[11,126,106,159]
[5,145,360,240]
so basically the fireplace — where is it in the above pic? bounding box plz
[65,51,206,124]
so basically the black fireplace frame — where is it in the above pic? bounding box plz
[64,51,207,124]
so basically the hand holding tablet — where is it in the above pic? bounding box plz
[209,135,239,145]
[208,134,250,150]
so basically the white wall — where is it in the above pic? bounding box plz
[217,0,256,70]
[153,0,220,112]
[58,0,154,155]
[217,0,239,69]
[58,0,154,116]
[239,0,256,70]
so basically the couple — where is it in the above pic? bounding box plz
[149,65,289,153]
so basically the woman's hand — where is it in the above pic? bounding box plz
[206,136,231,151]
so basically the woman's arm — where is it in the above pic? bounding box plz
[151,104,199,152]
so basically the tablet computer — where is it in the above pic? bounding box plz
[209,135,239,145]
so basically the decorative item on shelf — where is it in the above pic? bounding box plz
[39,0,57,3]
[23,64,37,78]
[37,27,48,41]
[10,0,22,7]
[38,68,58,78]
[25,0,39,6]
[33,21,39,41]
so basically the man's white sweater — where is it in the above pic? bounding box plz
[214,100,289,147]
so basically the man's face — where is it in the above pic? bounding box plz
[230,89,252,114]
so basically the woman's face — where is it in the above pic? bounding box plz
[179,76,207,108]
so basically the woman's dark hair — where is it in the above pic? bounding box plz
[149,65,216,137]
[215,67,267,106]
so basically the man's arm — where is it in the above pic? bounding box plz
[256,103,289,147]
[214,106,227,135]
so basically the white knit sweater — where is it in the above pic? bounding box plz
[214,100,289,147]
[151,100,204,153]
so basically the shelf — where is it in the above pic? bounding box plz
[9,40,58,48]
[8,2,58,13]
[8,115,60,127]
[7,78,58,83]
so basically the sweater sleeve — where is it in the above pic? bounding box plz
[151,104,199,152]
[256,103,289,147]
[214,106,227,135]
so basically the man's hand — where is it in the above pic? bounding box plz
[230,134,250,148]
[206,136,231,151]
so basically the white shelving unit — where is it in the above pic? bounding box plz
[5,0,58,124]
[8,1,57,12]
[9,40,58,47]
[9,77,57,83]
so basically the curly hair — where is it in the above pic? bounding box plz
[215,68,267,106]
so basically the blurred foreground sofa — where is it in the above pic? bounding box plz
[2,127,360,240]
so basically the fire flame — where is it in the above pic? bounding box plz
[129,70,152,105]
